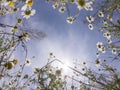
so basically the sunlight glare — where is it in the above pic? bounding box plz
[52,58,73,75]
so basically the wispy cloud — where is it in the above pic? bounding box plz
[28,18,96,68]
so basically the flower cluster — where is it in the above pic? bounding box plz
[103,31,111,39]
[86,16,94,30]
[0,0,19,15]
[76,0,93,11]
[21,0,36,19]
[96,42,106,53]
[47,0,94,24]
[0,0,36,19]
[3,57,18,70]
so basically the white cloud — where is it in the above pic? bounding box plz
[28,19,93,69]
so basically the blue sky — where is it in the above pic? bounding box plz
[1,1,120,90]
[24,0,105,69]
[0,0,105,72]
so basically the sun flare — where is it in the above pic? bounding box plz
[51,59,73,75]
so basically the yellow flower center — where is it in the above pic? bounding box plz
[70,0,74,3]
[25,10,31,15]
[77,0,86,7]
[23,33,29,38]
[8,1,14,7]
[27,0,33,7]
[61,8,65,12]
[13,59,18,65]
[4,62,13,70]
[13,8,18,12]
[17,18,22,24]
[26,60,30,64]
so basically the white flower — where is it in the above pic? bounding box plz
[102,20,108,27]
[21,8,36,19]
[25,59,31,66]
[85,1,93,11]
[103,21,108,27]
[24,36,30,42]
[26,0,33,7]
[61,0,68,5]
[95,59,100,67]
[59,6,66,13]
[76,0,93,11]
[8,82,13,87]
[107,39,112,44]
[98,11,104,17]
[85,6,93,11]
[11,26,18,32]
[103,31,111,39]
[101,46,106,53]
[21,0,33,11]
[1,0,10,6]
[21,5,28,11]
[0,0,17,7]
[96,42,104,52]
[52,3,59,9]
[96,43,106,53]
[112,48,117,54]
[88,24,93,30]
[96,52,99,57]
[95,59,100,64]
[86,16,94,23]
[66,16,74,24]
[107,15,112,21]
[23,32,30,41]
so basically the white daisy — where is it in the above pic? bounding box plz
[103,21,108,27]
[107,39,112,44]
[95,59,101,67]
[52,3,59,9]
[85,5,93,11]
[59,6,66,13]
[25,59,31,66]
[21,8,36,19]
[103,31,111,39]
[21,5,28,11]
[112,48,117,54]
[61,0,68,5]
[96,52,99,57]
[98,11,104,17]
[97,44,106,53]
[76,0,93,11]
[107,15,112,21]
[66,16,74,24]
[88,24,93,30]
[101,46,106,53]
[86,16,94,23]
[1,0,10,6]
[96,42,104,51]
[23,32,30,41]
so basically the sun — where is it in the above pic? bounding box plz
[51,58,73,75]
